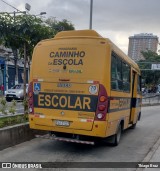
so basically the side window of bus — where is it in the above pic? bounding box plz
[122,62,130,92]
[117,58,123,90]
[111,55,117,80]
[111,53,123,91]
[137,75,141,94]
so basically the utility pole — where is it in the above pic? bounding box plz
[13,11,19,85]
[89,0,93,29]
[12,10,26,85]
[23,42,27,103]
[23,3,31,111]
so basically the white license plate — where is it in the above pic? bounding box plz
[55,120,70,126]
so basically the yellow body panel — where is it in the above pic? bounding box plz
[30,117,108,137]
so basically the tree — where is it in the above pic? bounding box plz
[141,50,160,62]
[0,13,54,111]
[138,50,160,86]
[0,13,54,85]
[45,17,75,34]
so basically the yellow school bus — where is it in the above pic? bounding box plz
[29,30,142,146]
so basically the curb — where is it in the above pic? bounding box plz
[142,136,160,162]
[0,123,45,151]
[136,136,160,171]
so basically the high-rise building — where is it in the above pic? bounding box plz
[128,33,158,61]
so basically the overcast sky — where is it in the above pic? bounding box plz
[0,0,160,54]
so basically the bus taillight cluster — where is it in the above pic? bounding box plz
[28,82,34,114]
[95,84,108,121]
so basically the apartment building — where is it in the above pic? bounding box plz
[128,33,158,61]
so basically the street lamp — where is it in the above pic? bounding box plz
[25,3,47,16]
[35,12,47,17]
[25,3,31,11]
[39,12,46,15]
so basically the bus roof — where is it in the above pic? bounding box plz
[54,29,102,39]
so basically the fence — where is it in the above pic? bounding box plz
[142,93,160,105]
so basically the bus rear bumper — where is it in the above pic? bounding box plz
[29,118,107,138]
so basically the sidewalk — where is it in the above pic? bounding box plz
[144,142,160,171]
[137,136,160,171]
[148,145,160,169]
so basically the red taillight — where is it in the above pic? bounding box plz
[99,96,107,102]
[95,84,108,121]
[28,82,34,114]
[98,105,105,111]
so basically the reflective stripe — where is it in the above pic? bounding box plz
[35,135,95,145]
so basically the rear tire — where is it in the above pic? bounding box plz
[113,124,122,146]
[105,124,122,146]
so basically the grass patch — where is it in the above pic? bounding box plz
[0,114,28,128]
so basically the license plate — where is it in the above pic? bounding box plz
[55,120,70,126]
[57,83,71,88]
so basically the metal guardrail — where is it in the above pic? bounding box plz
[142,93,160,105]
[0,113,24,118]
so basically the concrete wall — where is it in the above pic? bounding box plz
[0,123,45,151]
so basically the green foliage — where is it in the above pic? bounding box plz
[0,13,75,64]
[0,98,8,114]
[0,13,56,99]
[138,50,160,85]
[141,50,160,62]
[0,114,28,128]
[45,18,75,34]
[9,100,17,114]
[0,13,54,59]
[23,98,28,114]
[0,14,75,60]
[0,98,17,115]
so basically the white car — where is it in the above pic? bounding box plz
[5,84,28,102]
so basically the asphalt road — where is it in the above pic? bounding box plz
[0,106,160,171]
